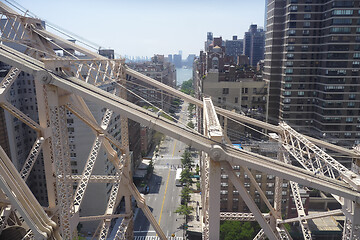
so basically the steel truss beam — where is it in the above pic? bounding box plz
[288,181,312,239]
[0,67,20,95]
[1,33,359,204]
[0,4,359,239]
[71,175,121,183]
[2,44,360,239]
[223,162,278,240]
[280,122,360,191]
[20,137,45,181]
[220,212,270,221]
[279,209,343,224]
[0,146,58,239]
[73,105,115,214]
[79,213,131,222]
[1,43,359,196]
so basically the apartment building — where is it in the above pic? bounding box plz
[264,0,360,151]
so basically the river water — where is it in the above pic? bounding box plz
[176,67,193,86]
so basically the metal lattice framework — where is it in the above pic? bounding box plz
[0,3,359,240]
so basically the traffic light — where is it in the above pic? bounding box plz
[171,233,175,237]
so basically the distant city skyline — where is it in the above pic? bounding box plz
[9,0,265,58]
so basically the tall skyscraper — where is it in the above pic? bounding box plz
[225,36,244,61]
[243,24,265,67]
[205,32,214,51]
[264,0,360,150]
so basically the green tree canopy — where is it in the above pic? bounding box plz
[180,168,193,186]
[175,204,193,218]
[180,79,194,96]
[181,150,193,168]
[181,185,192,203]
[220,221,256,240]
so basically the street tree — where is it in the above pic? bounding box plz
[180,168,193,186]
[175,204,193,220]
[220,221,258,240]
[181,185,192,203]
[187,121,195,129]
[181,149,193,168]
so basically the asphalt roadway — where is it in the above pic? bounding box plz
[134,103,190,239]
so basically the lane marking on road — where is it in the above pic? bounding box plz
[158,140,177,228]
[158,167,171,226]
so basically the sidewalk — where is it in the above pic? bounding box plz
[187,192,202,238]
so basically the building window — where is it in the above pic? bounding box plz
[286,53,294,59]
[302,45,309,51]
[285,76,292,82]
[304,5,311,11]
[289,5,298,12]
[220,190,228,195]
[330,27,351,33]
[346,117,353,123]
[223,88,229,94]
[298,91,305,96]
[345,132,352,138]
[288,29,296,36]
[242,88,248,94]
[286,45,295,51]
[332,10,353,16]
[304,14,311,19]
[332,18,352,25]
[354,53,360,59]
[285,68,293,74]
[284,98,291,103]
[235,97,238,103]
[221,182,228,187]
[233,165,240,170]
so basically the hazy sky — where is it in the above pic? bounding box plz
[8,0,265,58]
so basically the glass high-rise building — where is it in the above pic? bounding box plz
[264,0,360,150]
